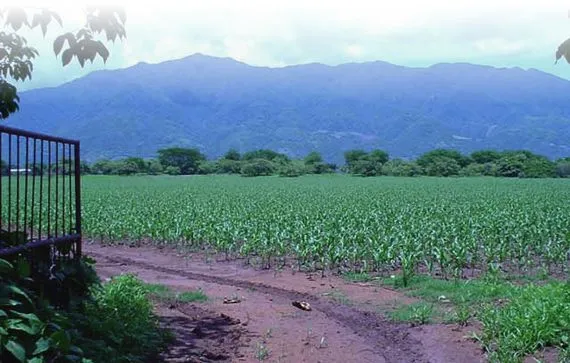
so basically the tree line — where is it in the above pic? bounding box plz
[38,147,570,178]
[345,148,570,178]
[87,148,336,177]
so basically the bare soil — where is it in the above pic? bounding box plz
[84,242,485,363]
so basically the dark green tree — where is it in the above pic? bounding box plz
[164,166,181,175]
[344,149,389,176]
[350,159,381,177]
[495,151,555,178]
[223,148,241,161]
[368,149,389,165]
[555,158,570,178]
[216,159,242,174]
[123,157,147,173]
[241,159,276,177]
[344,150,368,167]
[157,147,206,175]
[304,151,323,165]
[198,161,217,175]
[417,149,470,169]
[470,150,502,164]
[382,159,422,177]
[147,159,163,175]
[242,149,288,162]
[114,160,138,175]
[278,160,306,178]
[91,159,116,174]
[303,151,335,174]
[423,157,460,177]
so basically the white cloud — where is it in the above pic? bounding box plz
[474,38,528,56]
[346,44,364,58]
[4,0,570,90]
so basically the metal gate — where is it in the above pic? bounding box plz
[0,125,82,259]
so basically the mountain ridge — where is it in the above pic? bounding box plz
[6,53,570,163]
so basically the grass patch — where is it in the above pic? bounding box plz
[382,275,516,306]
[84,274,173,362]
[144,283,208,303]
[177,291,208,303]
[474,281,570,363]
[388,302,436,325]
[381,275,570,362]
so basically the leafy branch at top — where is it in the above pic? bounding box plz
[0,6,126,119]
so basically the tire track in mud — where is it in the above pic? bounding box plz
[88,251,427,363]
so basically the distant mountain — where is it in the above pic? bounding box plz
[6,53,570,163]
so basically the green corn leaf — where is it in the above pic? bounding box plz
[32,337,50,355]
[5,340,26,362]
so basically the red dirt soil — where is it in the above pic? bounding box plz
[84,242,485,363]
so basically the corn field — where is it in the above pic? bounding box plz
[79,175,570,279]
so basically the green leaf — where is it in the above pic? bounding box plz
[32,337,50,355]
[0,310,8,318]
[556,38,570,64]
[69,345,84,356]
[6,7,28,31]
[7,285,33,306]
[117,8,126,23]
[0,298,22,307]
[8,320,38,335]
[62,48,74,67]
[50,330,70,352]
[95,41,110,63]
[31,13,42,29]
[0,259,14,274]
[5,340,26,362]
[53,34,66,55]
[49,10,63,26]
[11,312,41,325]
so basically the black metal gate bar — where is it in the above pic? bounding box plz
[0,125,81,258]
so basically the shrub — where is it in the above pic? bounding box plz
[241,159,276,177]
[82,274,169,362]
[1,258,169,363]
[460,163,486,177]
[556,161,570,178]
[216,159,242,174]
[197,161,217,175]
[0,258,92,363]
[164,166,181,175]
[278,162,306,177]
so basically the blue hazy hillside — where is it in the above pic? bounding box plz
[7,53,570,163]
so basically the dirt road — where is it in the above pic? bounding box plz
[84,242,484,363]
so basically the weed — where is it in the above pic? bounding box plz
[389,302,434,325]
[477,282,570,362]
[177,290,208,303]
[144,283,207,304]
[255,342,270,361]
[382,275,516,306]
[451,304,471,326]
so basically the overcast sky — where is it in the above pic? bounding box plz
[6,0,570,90]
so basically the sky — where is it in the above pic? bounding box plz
[5,0,570,90]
